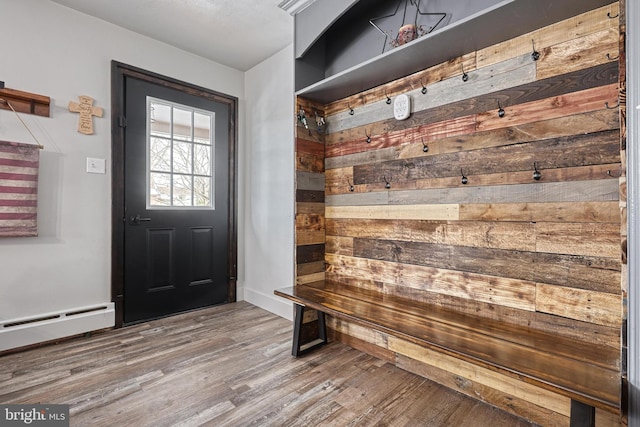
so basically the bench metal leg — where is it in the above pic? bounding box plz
[318,308,327,342]
[292,304,327,357]
[570,400,595,427]
[292,304,304,357]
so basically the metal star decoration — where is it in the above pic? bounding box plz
[369,0,446,54]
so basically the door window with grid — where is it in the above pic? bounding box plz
[147,97,215,209]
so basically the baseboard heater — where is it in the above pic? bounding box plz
[0,303,115,352]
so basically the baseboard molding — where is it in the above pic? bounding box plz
[0,303,115,352]
[235,284,245,302]
[244,287,293,321]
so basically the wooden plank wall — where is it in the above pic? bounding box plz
[296,98,326,285]
[295,2,626,426]
[295,98,327,342]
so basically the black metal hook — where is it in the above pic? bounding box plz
[461,64,468,82]
[297,108,307,126]
[297,107,311,135]
[347,179,355,192]
[421,79,427,94]
[607,53,619,61]
[365,129,371,143]
[315,112,325,133]
[348,103,354,115]
[605,100,620,109]
[422,138,429,153]
[608,12,619,19]
[385,90,392,105]
[497,101,505,118]
[531,39,540,61]
[461,168,468,185]
[383,175,391,189]
[533,162,542,181]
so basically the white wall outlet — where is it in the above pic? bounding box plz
[86,157,106,174]
[393,94,411,120]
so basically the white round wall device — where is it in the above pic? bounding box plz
[393,94,411,120]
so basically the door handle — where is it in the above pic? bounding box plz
[130,214,151,224]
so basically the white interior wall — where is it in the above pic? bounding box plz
[0,0,245,340]
[242,45,296,321]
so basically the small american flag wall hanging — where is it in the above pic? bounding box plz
[0,140,39,237]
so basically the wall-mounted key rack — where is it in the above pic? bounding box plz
[0,85,51,117]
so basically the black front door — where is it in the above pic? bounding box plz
[114,65,236,325]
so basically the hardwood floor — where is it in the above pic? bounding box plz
[0,302,535,426]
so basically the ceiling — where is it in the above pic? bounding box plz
[49,0,294,71]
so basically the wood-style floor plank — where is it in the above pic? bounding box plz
[0,302,535,427]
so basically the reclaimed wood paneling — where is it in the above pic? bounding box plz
[536,28,619,80]
[325,236,354,258]
[326,204,459,221]
[296,152,324,174]
[296,189,324,203]
[328,218,534,251]
[325,167,354,195]
[476,84,619,132]
[536,284,622,327]
[324,53,477,117]
[296,244,325,283]
[476,3,619,68]
[326,273,620,348]
[296,261,325,276]
[326,115,477,159]
[325,110,619,180]
[384,180,619,205]
[326,55,535,133]
[326,148,398,171]
[295,98,326,285]
[296,171,325,191]
[388,336,570,416]
[459,201,620,223]
[407,164,621,193]
[534,222,621,258]
[296,201,325,216]
[326,254,537,311]
[296,201,325,247]
[353,129,620,185]
[395,353,570,426]
[294,3,625,424]
[352,238,620,294]
[324,61,618,149]
[326,191,389,207]
[296,272,326,285]
[296,137,324,157]
[295,210,325,230]
[296,231,325,246]
[397,110,620,162]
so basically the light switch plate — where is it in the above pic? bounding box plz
[393,94,411,120]
[86,157,106,174]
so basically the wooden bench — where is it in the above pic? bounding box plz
[275,280,621,427]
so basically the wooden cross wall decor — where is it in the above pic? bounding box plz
[68,95,103,135]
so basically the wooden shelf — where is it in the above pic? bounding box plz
[296,0,615,104]
[0,87,50,117]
